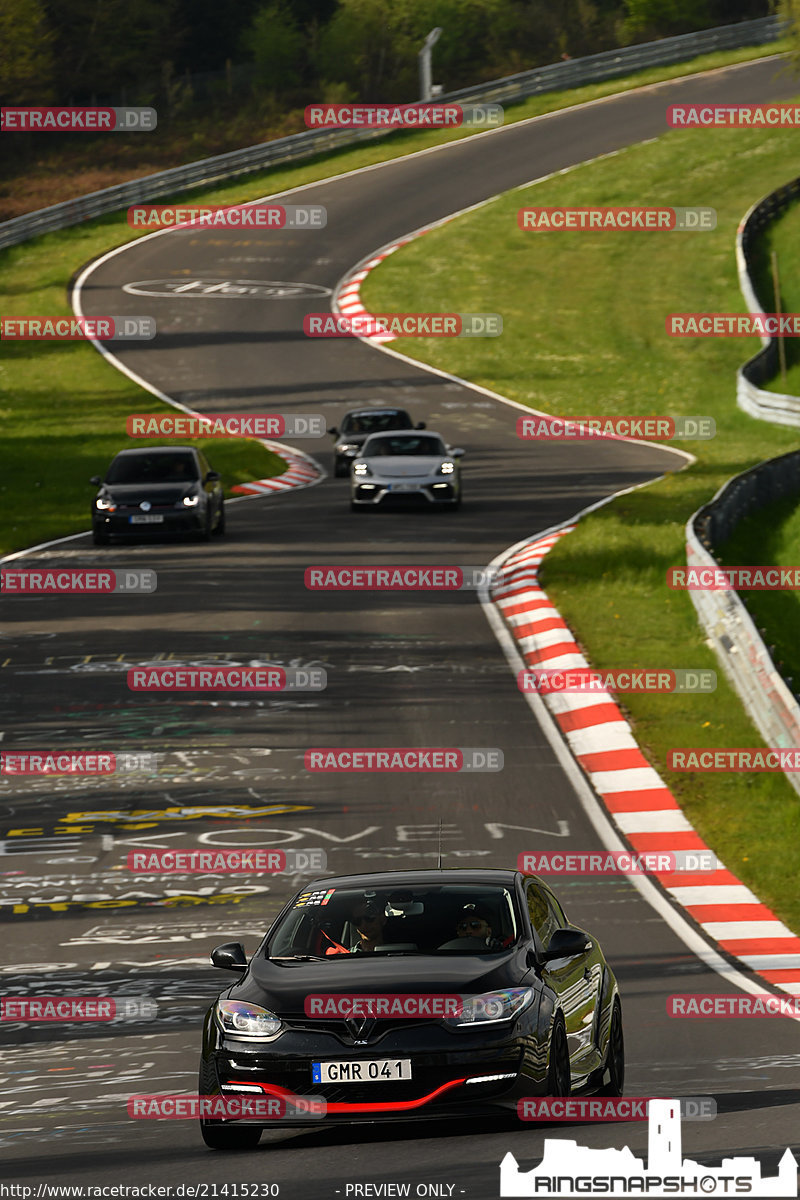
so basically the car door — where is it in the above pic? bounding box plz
[525,878,603,1082]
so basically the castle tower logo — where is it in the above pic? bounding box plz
[500,1099,797,1197]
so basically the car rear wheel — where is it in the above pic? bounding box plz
[198,1057,262,1151]
[546,1014,571,1097]
[598,1000,625,1096]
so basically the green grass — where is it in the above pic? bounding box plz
[1,39,784,558]
[717,492,800,690]
[755,191,800,393]
[359,115,800,932]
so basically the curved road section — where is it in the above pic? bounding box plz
[3,56,800,1194]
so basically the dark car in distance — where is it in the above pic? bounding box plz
[198,868,624,1150]
[90,446,225,545]
[330,408,426,476]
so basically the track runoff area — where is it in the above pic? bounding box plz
[2,53,800,1200]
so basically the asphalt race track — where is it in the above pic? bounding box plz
[3,55,800,1196]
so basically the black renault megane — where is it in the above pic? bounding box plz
[90,446,225,544]
[198,869,624,1149]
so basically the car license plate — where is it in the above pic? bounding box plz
[388,484,417,493]
[129,514,164,524]
[311,1059,412,1084]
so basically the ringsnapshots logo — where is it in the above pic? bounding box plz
[128,204,326,229]
[517,415,715,441]
[1,569,156,594]
[305,748,503,773]
[305,313,502,338]
[668,748,800,773]
[517,1097,716,1122]
[667,103,800,127]
[518,207,715,231]
[1,106,156,131]
[127,848,326,873]
[127,413,325,438]
[1,316,155,340]
[128,665,325,692]
[305,565,501,591]
[518,850,718,875]
[0,996,157,1021]
[304,103,503,129]
[668,565,800,590]
[0,750,157,775]
[667,313,800,337]
[128,1094,326,1120]
[518,668,716,694]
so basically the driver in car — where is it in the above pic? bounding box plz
[456,904,501,949]
[323,898,387,954]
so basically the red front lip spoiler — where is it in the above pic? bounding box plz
[227,1077,469,1113]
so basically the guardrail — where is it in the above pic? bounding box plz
[686,458,800,797]
[737,176,800,426]
[0,14,782,253]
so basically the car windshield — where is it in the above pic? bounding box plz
[363,435,445,458]
[267,885,519,957]
[105,452,199,484]
[341,412,412,435]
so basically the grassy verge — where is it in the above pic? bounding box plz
[1,40,786,559]
[0,38,788,220]
[717,494,800,691]
[359,116,800,931]
[756,193,800,393]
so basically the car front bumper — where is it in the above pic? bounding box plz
[351,480,458,506]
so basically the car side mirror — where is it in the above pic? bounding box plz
[416,422,426,430]
[205,470,220,483]
[90,475,102,486]
[329,426,339,436]
[449,448,465,458]
[211,942,248,972]
[541,928,593,964]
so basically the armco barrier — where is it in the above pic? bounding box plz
[0,15,782,252]
[737,176,800,427]
[686,450,800,798]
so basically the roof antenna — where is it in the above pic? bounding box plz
[437,817,443,869]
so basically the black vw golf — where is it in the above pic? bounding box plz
[90,446,225,544]
[198,869,624,1149]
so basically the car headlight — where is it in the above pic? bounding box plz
[94,496,116,511]
[337,443,359,454]
[444,988,534,1028]
[438,461,455,475]
[215,1000,283,1039]
[353,462,371,477]
[182,492,201,507]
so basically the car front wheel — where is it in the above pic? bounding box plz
[198,1057,262,1151]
